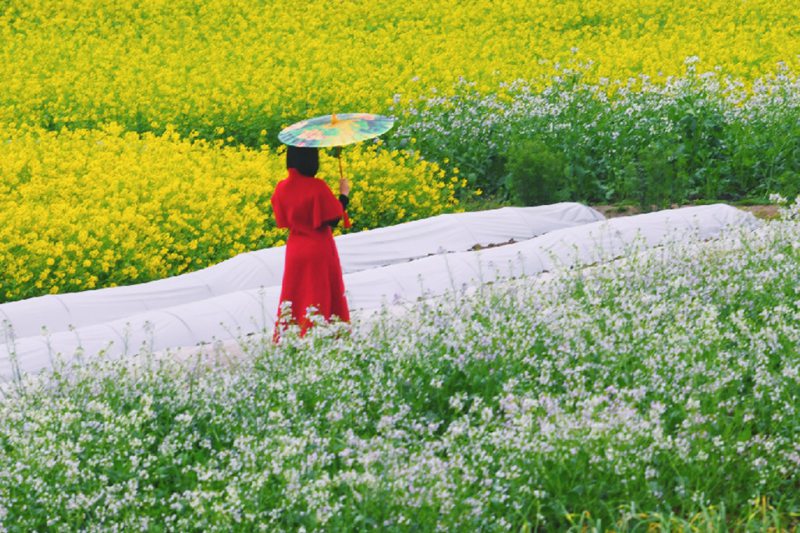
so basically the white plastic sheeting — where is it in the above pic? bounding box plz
[0,203,603,340]
[0,204,756,381]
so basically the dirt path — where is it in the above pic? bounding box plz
[592,204,779,220]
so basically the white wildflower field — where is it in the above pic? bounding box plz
[1,200,799,531]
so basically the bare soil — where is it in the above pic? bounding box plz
[591,204,780,220]
[467,203,780,252]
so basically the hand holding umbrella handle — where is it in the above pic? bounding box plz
[339,177,352,229]
[332,147,352,228]
[333,146,350,196]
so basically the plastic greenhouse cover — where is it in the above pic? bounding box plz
[0,204,757,381]
[0,203,603,340]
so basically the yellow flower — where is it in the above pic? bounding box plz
[0,124,460,302]
[2,0,793,300]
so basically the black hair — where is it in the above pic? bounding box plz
[286,146,319,177]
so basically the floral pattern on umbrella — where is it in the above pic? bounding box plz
[278,113,395,147]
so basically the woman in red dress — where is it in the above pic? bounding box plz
[271,146,350,338]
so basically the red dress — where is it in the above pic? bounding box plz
[271,168,350,336]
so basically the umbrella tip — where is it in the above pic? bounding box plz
[331,113,338,125]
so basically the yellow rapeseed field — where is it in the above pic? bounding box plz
[1,0,796,138]
[0,124,460,301]
[1,0,796,300]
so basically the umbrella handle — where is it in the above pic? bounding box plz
[333,148,351,229]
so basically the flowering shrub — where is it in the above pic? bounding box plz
[0,125,460,302]
[1,208,798,529]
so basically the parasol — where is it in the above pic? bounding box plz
[278,113,395,229]
[278,112,395,148]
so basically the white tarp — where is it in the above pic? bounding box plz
[0,203,603,340]
[0,205,756,381]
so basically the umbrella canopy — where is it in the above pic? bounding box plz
[278,113,395,148]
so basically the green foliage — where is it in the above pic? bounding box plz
[2,213,800,529]
[504,138,569,206]
[394,69,800,208]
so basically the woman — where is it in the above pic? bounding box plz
[271,145,350,338]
